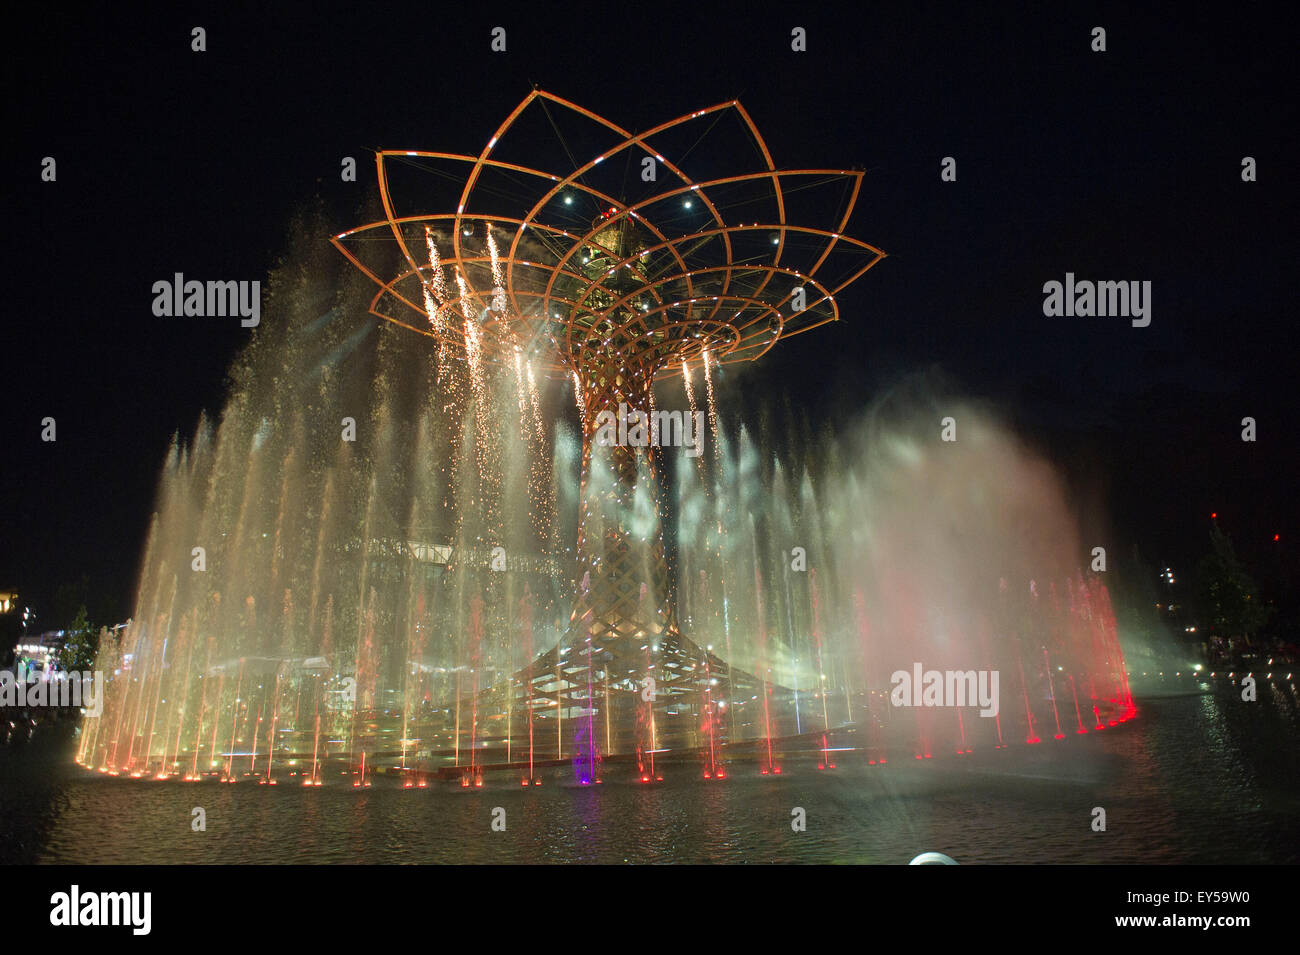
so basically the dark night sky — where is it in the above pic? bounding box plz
[3,2,1296,626]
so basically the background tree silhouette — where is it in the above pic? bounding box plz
[1196,523,1270,649]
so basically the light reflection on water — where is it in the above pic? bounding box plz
[3,684,1296,864]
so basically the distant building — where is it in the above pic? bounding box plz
[11,630,68,676]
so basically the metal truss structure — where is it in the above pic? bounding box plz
[333,91,885,768]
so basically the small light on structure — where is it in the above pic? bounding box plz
[564,195,573,205]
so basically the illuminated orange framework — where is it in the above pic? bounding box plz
[333,91,886,762]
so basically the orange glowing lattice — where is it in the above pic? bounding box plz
[332,90,885,382]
